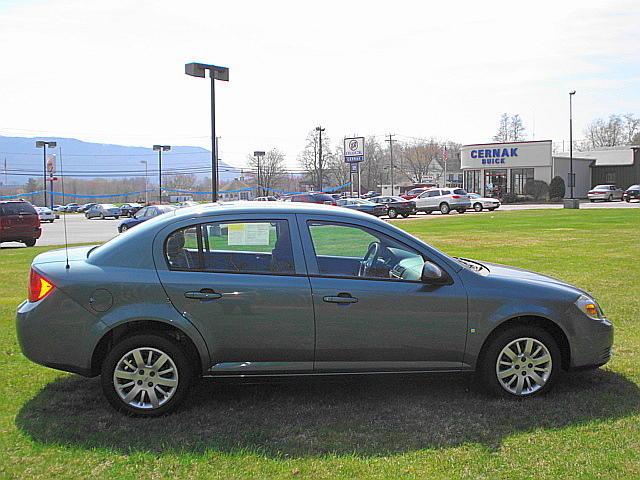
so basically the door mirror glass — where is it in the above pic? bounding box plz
[421,261,448,284]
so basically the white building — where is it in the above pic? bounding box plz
[461,140,593,198]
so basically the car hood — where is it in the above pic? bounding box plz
[480,261,587,296]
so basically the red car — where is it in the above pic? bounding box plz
[0,200,41,247]
[281,193,337,205]
[401,187,428,200]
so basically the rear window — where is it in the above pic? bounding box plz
[453,189,467,195]
[312,194,334,202]
[0,202,36,215]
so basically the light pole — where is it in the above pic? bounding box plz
[253,150,265,197]
[35,140,57,207]
[185,62,230,202]
[569,90,576,199]
[140,160,148,204]
[386,134,395,195]
[316,126,325,191]
[153,145,171,204]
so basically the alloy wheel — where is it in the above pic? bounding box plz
[495,337,552,396]
[113,347,179,410]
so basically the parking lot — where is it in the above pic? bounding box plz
[0,200,638,248]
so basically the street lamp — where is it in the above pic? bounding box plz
[35,140,57,207]
[140,160,148,204]
[153,145,171,204]
[315,126,325,191]
[185,62,230,202]
[253,150,265,197]
[569,90,576,199]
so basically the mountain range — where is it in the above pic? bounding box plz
[0,135,239,186]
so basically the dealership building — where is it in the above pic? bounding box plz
[461,140,596,198]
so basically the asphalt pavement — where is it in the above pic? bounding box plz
[1,201,638,249]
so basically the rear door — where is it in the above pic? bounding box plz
[155,213,315,375]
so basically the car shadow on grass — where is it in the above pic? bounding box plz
[16,369,640,457]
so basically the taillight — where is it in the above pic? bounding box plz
[28,269,55,303]
[452,195,461,199]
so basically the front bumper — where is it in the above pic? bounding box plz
[567,314,614,370]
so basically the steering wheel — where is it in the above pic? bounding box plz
[358,241,381,277]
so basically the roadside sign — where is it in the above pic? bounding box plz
[46,154,56,174]
[344,137,365,163]
[350,163,358,173]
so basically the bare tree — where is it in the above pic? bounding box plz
[493,113,526,142]
[248,148,286,195]
[396,140,440,183]
[623,114,640,144]
[163,173,197,191]
[298,129,331,190]
[493,113,510,142]
[584,115,627,148]
[326,143,350,190]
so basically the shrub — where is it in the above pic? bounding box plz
[501,192,519,204]
[549,176,566,200]
[524,180,549,201]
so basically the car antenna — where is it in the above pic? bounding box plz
[59,146,70,270]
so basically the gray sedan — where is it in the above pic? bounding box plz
[85,203,121,219]
[17,203,612,415]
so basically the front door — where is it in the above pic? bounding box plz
[156,215,315,375]
[298,216,468,372]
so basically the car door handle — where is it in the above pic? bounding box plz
[323,295,358,304]
[184,290,223,300]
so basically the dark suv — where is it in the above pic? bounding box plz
[282,193,337,205]
[0,200,41,247]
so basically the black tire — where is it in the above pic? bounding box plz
[114,216,119,220]
[49,219,54,223]
[457,209,466,214]
[478,325,561,398]
[120,224,128,233]
[85,213,90,219]
[387,208,398,219]
[423,210,432,215]
[589,199,594,203]
[607,195,612,202]
[488,208,496,211]
[101,333,194,416]
[401,213,410,218]
[23,238,36,247]
[626,198,630,203]
[439,203,450,215]
[100,213,105,219]
[473,202,483,212]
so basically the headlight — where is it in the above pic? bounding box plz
[575,294,605,320]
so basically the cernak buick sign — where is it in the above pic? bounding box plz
[471,147,518,165]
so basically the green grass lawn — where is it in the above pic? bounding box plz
[1,209,639,479]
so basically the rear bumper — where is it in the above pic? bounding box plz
[1,227,41,241]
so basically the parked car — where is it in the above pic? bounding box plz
[34,206,55,223]
[78,203,97,213]
[468,193,501,212]
[52,204,66,212]
[281,193,337,205]
[414,188,471,214]
[64,203,80,213]
[254,196,277,202]
[336,198,387,216]
[0,200,41,247]
[623,185,640,202]
[16,202,613,415]
[118,205,176,233]
[401,187,429,200]
[361,191,380,199]
[119,203,143,217]
[587,185,624,202]
[370,196,416,218]
[175,201,199,208]
[85,204,121,219]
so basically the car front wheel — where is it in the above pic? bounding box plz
[23,239,36,247]
[101,333,193,416]
[120,224,128,232]
[473,203,483,212]
[387,208,398,219]
[440,203,451,214]
[479,326,560,398]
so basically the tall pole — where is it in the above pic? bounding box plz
[386,134,395,195]
[43,144,47,207]
[141,161,148,204]
[443,145,448,188]
[569,91,575,199]
[158,149,163,204]
[316,126,325,191]
[211,74,218,202]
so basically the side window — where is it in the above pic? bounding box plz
[307,221,424,280]
[427,190,440,197]
[165,220,295,274]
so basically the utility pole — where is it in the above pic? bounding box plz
[140,160,148,204]
[386,134,395,195]
[443,145,448,188]
[315,126,325,191]
[153,145,171,204]
[569,90,576,199]
[253,151,265,197]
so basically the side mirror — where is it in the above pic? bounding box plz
[421,261,449,285]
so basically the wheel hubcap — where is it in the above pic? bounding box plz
[113,347,178,409]
[496,337,552,396]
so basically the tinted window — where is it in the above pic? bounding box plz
[0,202,36,215]
[427,190,440,197]
[165,220,295,275]
[441,190,451,195]
[453,189,467,195]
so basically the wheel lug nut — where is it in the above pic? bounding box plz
[139,370,144,374]
[528,364,533,368]
[148,382,153,387]
[150,372,155,377]
[515,365,520,369]
[137,380,143,385]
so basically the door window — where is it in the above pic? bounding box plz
[165,220,295,275]
[307,221,425,281]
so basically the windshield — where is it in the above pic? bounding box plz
[0,202,36,215]
[102,204,117,209]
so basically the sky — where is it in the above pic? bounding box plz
[0,0,639,169]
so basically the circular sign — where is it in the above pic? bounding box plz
[348,139,358,151]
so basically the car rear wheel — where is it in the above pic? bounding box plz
[101,333,193,416]
[120,224,129,232]
[23,239,36,247]
[114,216,119,219]
[456,209,466,214]
[100,213,105,219]
[401,213,410,218]
[387,208,398,219]
[479,326,560,398]
[473,203,483,212]
[440,203,451,215]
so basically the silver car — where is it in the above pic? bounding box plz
[468,193,501,212]
[34,206,55,223]
[587,185,624,202]
[85,203,121,219]
[413,188,471,214]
